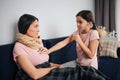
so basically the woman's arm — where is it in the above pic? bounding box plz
[17,54,57,80]
[48,36,73,54]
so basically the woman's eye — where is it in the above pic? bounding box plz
[78,21,82,24]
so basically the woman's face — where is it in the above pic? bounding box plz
[26,20,40,38]
[76,16,90,33]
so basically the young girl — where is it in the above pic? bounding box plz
[44,10,100,69]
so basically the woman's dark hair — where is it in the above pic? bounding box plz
[76,10,102,58]
[18,14,39,34]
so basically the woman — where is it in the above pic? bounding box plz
[13,14,60,80]
[44,10,100,69]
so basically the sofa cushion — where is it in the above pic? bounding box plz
[43,37,77,64]
[100,36,118,58]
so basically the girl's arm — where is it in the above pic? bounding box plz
[73,33,99,59]
[17,54,57,80]
[78,38,99,58]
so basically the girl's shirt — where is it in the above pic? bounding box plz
[13,42,49,66]
[74,30,99,69]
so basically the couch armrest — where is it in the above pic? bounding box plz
[98,56,120,80]
[117,47,120,57]
[0,44,18,80]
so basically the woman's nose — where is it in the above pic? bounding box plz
[77,23,80,26]
[37,27,40,32]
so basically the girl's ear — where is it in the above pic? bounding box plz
[89,22,93,25]
[87,22,92,26]
[87,22,93,28]
[90,22,93,26]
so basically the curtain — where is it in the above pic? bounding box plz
[95,0,116,32]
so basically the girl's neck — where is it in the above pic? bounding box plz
[81,28,91,34]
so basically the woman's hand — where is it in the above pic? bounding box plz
[38,47,50,54]
[50,63,63,68]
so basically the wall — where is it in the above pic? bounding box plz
[116,0,120,41]
[0,0,94,45]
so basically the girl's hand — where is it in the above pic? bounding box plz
[72,32,81,42]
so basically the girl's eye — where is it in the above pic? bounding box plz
[34,25,38,28]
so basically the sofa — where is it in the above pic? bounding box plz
[0,36,120,80]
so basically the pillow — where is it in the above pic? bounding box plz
[100,36,118,58]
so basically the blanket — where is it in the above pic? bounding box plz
[15,62,106,80]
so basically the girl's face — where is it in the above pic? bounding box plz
[26,20,40,38]
[76,16,91,33]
